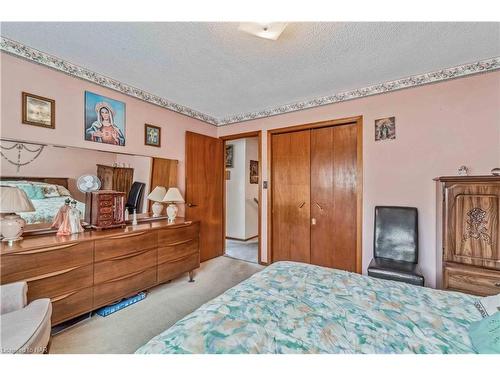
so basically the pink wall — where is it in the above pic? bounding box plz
[0,52,217,212]
[2,52,499,286]
[218,71,500,286]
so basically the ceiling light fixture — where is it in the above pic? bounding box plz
[238,23,288,41]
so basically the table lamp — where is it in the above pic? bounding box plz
[0,186,35,244]
[147,186,167,217]
[162,187,185,223]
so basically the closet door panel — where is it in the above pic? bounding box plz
[311,124,358,271]
[271,130,311,263]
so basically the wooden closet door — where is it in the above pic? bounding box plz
[271,130,311,263]
[185,131,224,262]
[310,124,358,271]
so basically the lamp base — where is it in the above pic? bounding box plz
[151,202,164,217]
[0,213,26,245]
[166,203,178,223]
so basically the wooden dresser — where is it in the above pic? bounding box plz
[0,219,200,325]
[435,175,500,296]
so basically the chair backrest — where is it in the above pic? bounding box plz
[126,182,145,213]
[374,206,418,263]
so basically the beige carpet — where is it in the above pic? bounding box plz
[49,256,264,354]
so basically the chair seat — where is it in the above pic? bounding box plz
[368,258,424,286]
[1,298,52,354]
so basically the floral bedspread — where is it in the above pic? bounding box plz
[21,197,85,224]
[136,261,481,354]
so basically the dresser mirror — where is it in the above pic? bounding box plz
[0,138,178,233]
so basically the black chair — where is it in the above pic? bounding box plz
[125,182,145,214]
[367,206,424,286]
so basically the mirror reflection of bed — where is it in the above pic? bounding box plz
[0,177,85,227]
[0,139,178,231]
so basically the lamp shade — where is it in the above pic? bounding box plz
[0,186,35,213]
[162,187,184,203]
[147,186,167,202]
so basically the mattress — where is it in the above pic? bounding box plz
[136,261,481,354]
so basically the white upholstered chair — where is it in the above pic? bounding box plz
[0,281,52,354]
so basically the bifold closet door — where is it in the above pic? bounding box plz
[271,130,311,263]
[310,124,358,271]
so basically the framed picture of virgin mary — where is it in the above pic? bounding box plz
[84,91,126,146]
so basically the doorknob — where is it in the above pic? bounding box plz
[187,203,198,207]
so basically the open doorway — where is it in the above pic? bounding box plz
[221,132,261,264]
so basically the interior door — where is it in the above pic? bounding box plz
[185,131,224,262]
[310,124,358,271]
[271,130,311,263]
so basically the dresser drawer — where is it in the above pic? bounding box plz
[94,231,157,262]
[158,239,198,264]
[158,223,199,246]
[51,287,93,325]
[1,242,94,284]
[94,248,157,284]
[93,266,157,307]
[444,264,500,296]
[158,252,199,284]
[27,264,93,302]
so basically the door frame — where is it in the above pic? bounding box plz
[267,116,363,273]
[220,131,263,265]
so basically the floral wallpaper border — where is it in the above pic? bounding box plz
[2,37,499,127]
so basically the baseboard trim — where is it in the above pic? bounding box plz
[225,235,259,242]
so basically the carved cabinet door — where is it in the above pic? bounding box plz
[444,183,500,270]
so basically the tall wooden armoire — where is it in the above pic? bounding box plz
[97,164,134,200]
[435,175,500,296]
[270,118,362,273]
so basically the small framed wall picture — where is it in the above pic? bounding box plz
[225,144,234,168]
[375,116,396,141]
[22,92,55,129]
[144,124,161,147]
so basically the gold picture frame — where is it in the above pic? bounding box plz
[22,92,55,129]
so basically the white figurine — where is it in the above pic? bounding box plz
[132,209,138,226]
[68,200,84,234]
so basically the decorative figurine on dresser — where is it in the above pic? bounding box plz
[435,174,500,296]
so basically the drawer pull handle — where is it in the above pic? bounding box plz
[166,253,196,263]
[14,243,80,254]
[110,248,152,261]
[101,268,149,284]
[108,231,147,240]
[51,290,78,302]
[162,239,193,247]
[25,266,82,282]
[495,282,500,287]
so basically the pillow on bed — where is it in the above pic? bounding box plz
[41,184,60,198]
[474,294,500,318]
[469,311,500,354]
[57,185,72,196]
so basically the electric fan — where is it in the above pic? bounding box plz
[77,175,101,193]
[77,175,101,225]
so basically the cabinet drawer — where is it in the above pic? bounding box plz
[94,231,157,262]
[158,223,199,246]
[158,239,198,264]
[27,264,93,302]
[444,264,500,296]
[1,242,93,284]
[93,266,157,307]
[158,253,199,284]
[94,248,157,284]
[51,287,93,326]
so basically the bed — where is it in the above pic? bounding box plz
[136,261,482,354]
[0,178,85,224]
